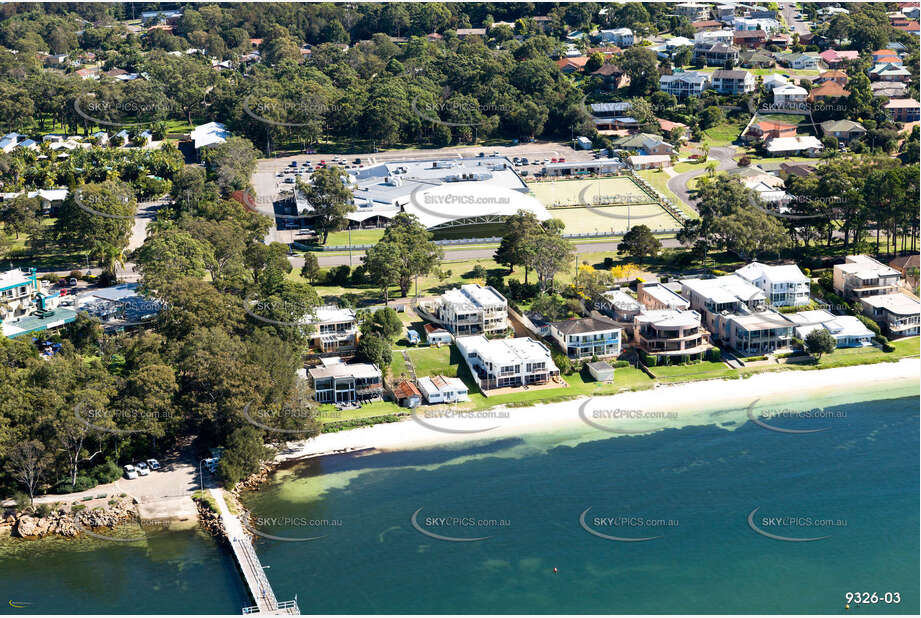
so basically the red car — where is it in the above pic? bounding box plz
[551,158,558,163]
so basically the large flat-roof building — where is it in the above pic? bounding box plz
[455,335,559,391]
[438,284,508,337]
[298,158,551,231]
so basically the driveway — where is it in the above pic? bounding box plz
[666,146,738,211]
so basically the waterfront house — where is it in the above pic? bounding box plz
[417,375,469,404]
[549,316,622,360]
[833,255,902,301]
[393,380,422,408]
[455,335,559,391]
[634,309,711,361]
[437,284,508,337]
[733,262,811,307]
[304,305,358,355]
[858,293,921,338]
[785,310,874,348]
[308,358,383,404]
[424,323,454,345]
[680,275,793,355]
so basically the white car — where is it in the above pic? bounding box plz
[146,458,161,471]
[135,461,150,476]
[123,464,138,479]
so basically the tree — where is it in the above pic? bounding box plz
[621,47,659,95]
[7,440,51,506]
[0,195,41,239]
[355,333,392,369]
[362,213,442,299]
[134,226,213,290]
[805,328,836,361]
[495,210,542,283]
[526,219,573,293]
[53,181,136,275]
[218,426,272,485]
[618,225,662,259]
[298,166,355,244]
[362,307,402,342]
[200,137,259,194]
[713,207,788,259]
[300,252,321,283]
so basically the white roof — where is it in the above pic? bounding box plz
[308,362,380,380]
[0,268,34,290]
[681,274,765,305]
[787,310,874,340]
[602,289,641,311]
[765,136,823,153]
[190,121,230,149]
[635,309,701,329]
[442,284,507,310]
[456,335,555,367]
[860,293,920,316]
[773,84,807,95]
[306,305,356,324]
[628,154,672,165]
[0,188,68,202]
[417,375,467,396]
[734,261,809,284]
[763,73,788,86]
[836,255,900,278]
[640,283,690,308]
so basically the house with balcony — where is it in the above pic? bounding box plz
[549,317,622,360]
[710,69,756,94]
[833,255,902,301]
[659,71,711,98]
[455,335,559,391]
[772,84,808,106]
[858,293,921,338]
[733,262,811,307]
[600,27,634,47]
[785,310,875,348]
[637,282,691,311]
[676,2,712,20]
[634,309,711,361]
[680,275,793,355]
[693,41,739,66]
[777,52,822,70]
[885,98,921,122]
[869,63,911,82]
[438,284,508,336]
[304,305,358,355]
[308,358,383,404]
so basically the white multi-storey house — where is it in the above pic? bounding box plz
[548,317,622,360]
[734,262,811,307]
[438,284,508,336]
[455,335,559,390]
[832,255,902,301]
[304,305,358,354]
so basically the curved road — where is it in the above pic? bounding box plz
[666,146,738,210]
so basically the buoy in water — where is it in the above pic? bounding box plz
[553,567,558,574]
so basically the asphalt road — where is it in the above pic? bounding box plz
[667,146,739,209]
[781,2,811,35]
[300,237,685,269]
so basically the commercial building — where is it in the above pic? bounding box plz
[437,284,508,336]
[548,317,622,360]
[455,335,559,391]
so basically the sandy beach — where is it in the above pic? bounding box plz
[276,358,921,462]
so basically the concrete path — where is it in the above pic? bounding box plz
[666,146,738,211]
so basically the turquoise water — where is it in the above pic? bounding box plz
[1,389,918,614]
[0,528,246,614]
[244,393,920,614]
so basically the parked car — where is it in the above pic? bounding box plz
[123,464,138,480]
[289,161,297,167]
[146,458,161,471]
[135,461,150,476]
[283,177,295,183]
[203,457,219,473]
[353,158,362,164]
[69,278,78,286]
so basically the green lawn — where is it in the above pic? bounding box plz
[321,228,385,247]
[702,120,745,146]
[649,360,739,383]
[635,169,698,219]
[740,338,920,375]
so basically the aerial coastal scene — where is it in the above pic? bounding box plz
[0,1,918,616]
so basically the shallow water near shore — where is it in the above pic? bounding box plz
[2,381,918,614]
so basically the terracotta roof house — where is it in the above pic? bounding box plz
[657,118,689,137]
[807,81,850,101]
[816,70,848,85]
[747,119,797,141]
[692,19,724,31]
[889,254,920,279]
[819,49,859,67]
[733,30,767,48]
[557,56,589,73]
[885,98,921,122]
[392,380,422,408]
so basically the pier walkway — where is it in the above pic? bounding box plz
[209,489,300,615]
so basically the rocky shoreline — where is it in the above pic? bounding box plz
[1,496,138,539]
